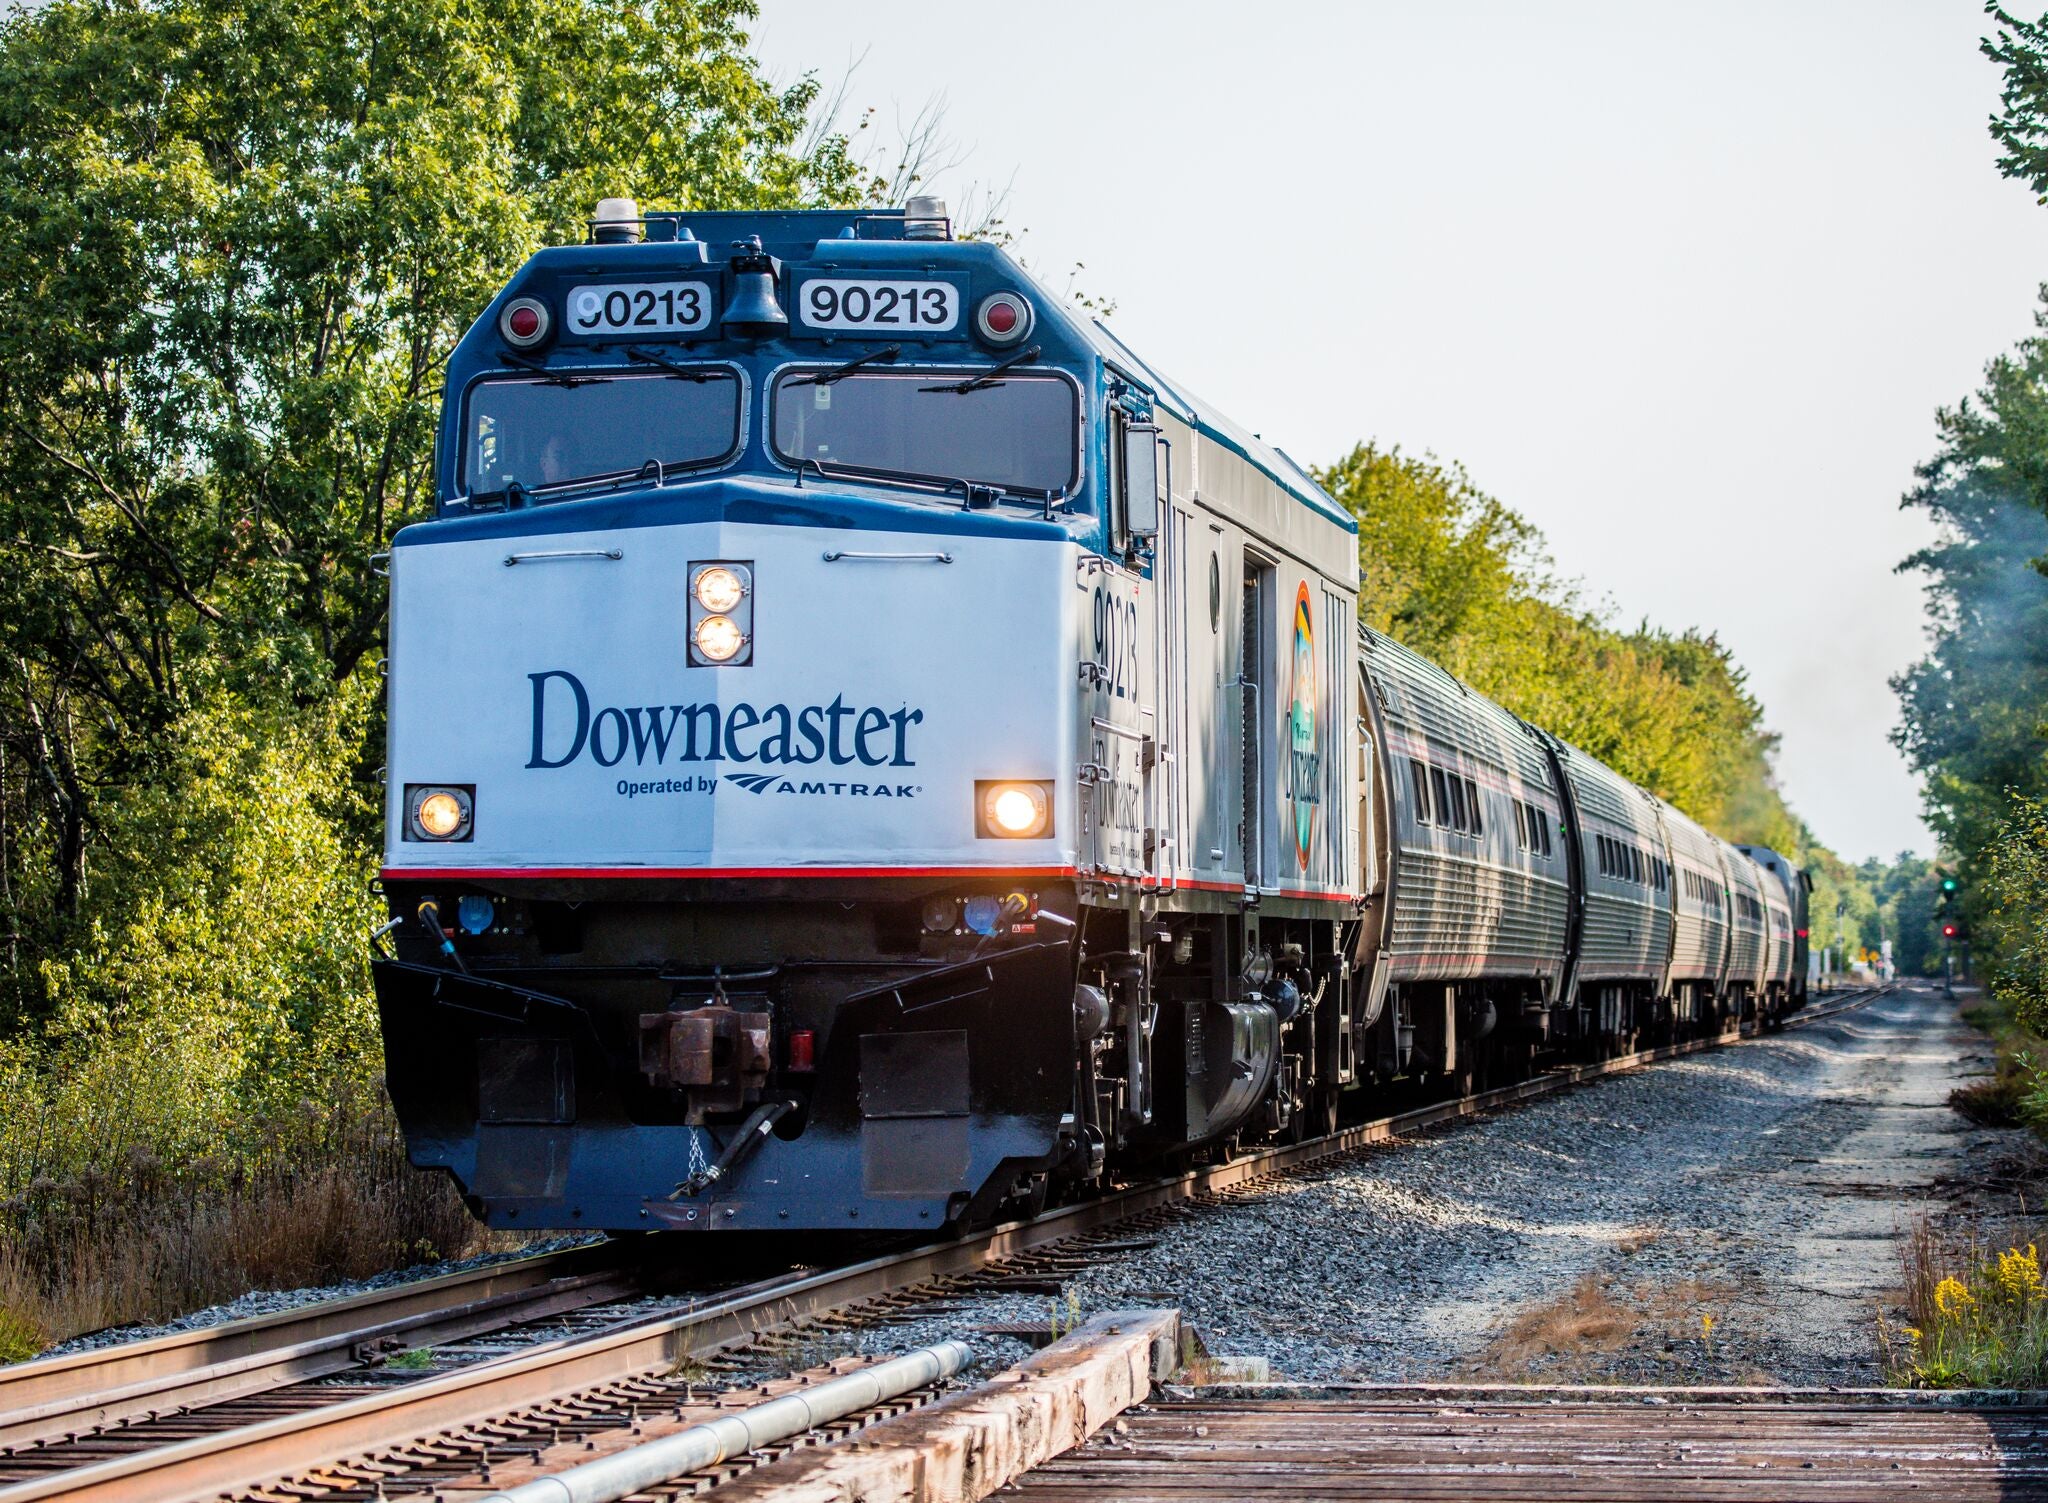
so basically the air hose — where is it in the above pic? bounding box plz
[669,1099,794,1200]
[415,900,469,975]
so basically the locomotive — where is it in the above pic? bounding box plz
[373,199,1809,1235]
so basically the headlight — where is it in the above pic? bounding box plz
[406,784,474,842]
[692,564,748,613]
[976,780,1052,839]
[687,559,754,666]
[693,614,746,663]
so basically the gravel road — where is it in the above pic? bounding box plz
[831,982,2000,1388]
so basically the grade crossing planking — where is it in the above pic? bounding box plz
[1008,1391,2048,1501]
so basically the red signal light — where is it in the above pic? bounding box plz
[1943,924,1958,938]
[1795,929,1808,939]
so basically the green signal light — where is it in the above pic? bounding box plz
[1942,878,1959,892]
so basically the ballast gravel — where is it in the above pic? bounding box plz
[820,983,1998,1388]
[33,985,1993,1395]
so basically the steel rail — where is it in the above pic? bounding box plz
[0,985,1888,1503]
[0,1239,651,1454]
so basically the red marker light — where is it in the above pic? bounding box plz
[499,296,551,348]
[786,1028,816,1073]
[1795,929,1808,939]
[974,292,1032,346]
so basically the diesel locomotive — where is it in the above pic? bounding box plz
[373,199,1809,1235]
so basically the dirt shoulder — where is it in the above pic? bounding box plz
[1460,982,2006,1386]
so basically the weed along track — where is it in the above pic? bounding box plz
[0,987,1887,1502]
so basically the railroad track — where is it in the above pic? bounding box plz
[0,985,1891,1503]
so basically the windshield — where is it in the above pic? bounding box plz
[464,370,739,497]
[771,370,1077,495]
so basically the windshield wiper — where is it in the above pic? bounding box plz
[791,344,902,387]
[795,456,1045,512]
[498,349,607,388]
[920,344,1041,395]
[624,347,730,382]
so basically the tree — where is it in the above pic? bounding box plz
[1321,443,1803,852]
[1987,4,2048,203]
[0,0,854,963]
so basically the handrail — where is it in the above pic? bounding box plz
[504,549,623,567]
[821,550,952,563]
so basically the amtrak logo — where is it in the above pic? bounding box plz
[725,773,920,798]
[1288,580,1320,870]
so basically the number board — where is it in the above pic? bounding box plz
[792,275,968,337]
[564,281,716,338]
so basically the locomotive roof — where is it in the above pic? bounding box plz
[482,206,1354,538]
[1066,314,1354,535]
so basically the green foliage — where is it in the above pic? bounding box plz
[1891,296,2048,888]
[0,0,855,949]
[1887,1225,2048,1389]
[1987,4,2048,204]
[1982,794,2048,1030]
[1321,443,1803,852]
[2,675,380,1196]
[0,0,858,1343]
[1884,4,2048,995]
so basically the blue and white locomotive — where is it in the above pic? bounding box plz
[374,199,1808,1234]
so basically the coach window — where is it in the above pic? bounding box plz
[1464,777,1483,836]
[1431,767,1453,831]
[1410,759,1432,824]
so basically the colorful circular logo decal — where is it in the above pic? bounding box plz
[1289,581,1319,870]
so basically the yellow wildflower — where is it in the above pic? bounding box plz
[1995,1245,2044,1304]
[1902,1326,1923,1342]
[1934,1277,1976,1318]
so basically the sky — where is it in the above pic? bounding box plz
[752,1,2048,864]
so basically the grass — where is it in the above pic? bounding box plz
[1948,995,2048,1128]
[1465,1272,1743,1383]
[1883,1217,2048,1388]
[1480,1275,1638,1378]
[0,1090,496,1361]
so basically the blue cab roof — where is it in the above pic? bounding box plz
[428,207,1355,539]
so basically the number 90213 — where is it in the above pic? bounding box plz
[800,279,959,332]
[566,282,713,336]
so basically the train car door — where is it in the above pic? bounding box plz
[1076,403,1165,881]
[1239,555,1271,889]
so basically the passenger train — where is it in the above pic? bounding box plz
[373,199,1810,1234]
